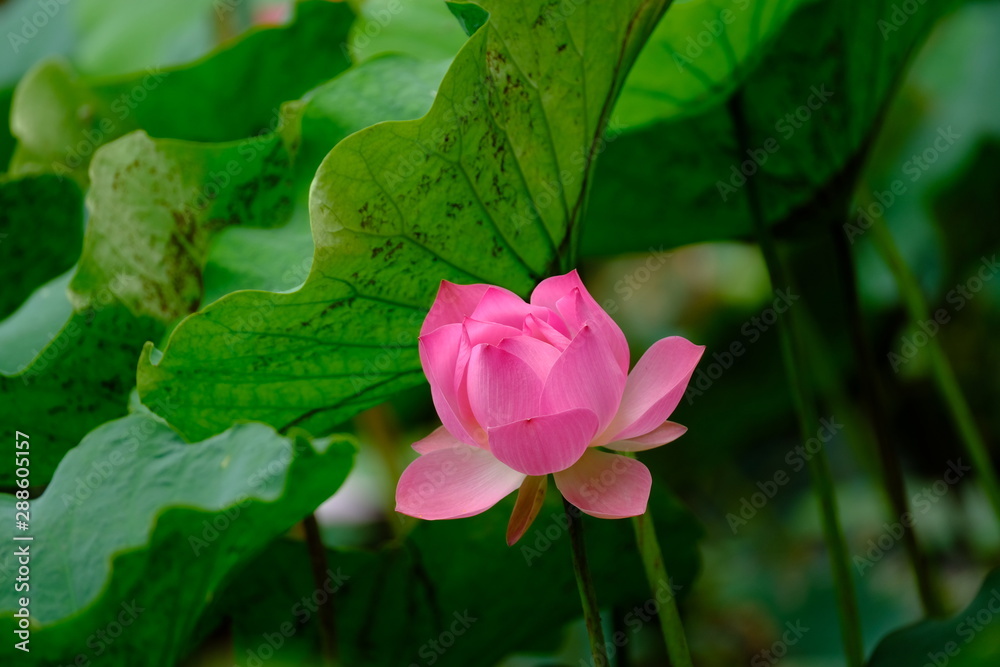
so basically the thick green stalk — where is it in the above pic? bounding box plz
[631,509,694,667]
[565,499,610,667]
[729,93,864,667]
[868,216,1000,524]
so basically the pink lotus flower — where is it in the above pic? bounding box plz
[395,270,704,543]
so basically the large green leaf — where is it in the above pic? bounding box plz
[138,0,672,440]
[0,129,295,485]
[0,414,355,666]
[582,0,958,255]
[0,173,83,318]
[215,484,701,666]
[8,0,353,183]
[866,568,1000,666]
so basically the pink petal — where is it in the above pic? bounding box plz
[419,324,481,445]
[470,285,549,328]
[533,271,629,375]
[396,446,525,520]
[419,323,463,398]
[462,317,523,347]
[607,421,687,452]
[421,281,490,336]
[498,336,562,381]
[487,408,598,475]
[450,328,482,444]
[530,269,589,311]
[452,324,473,394]
[466,344,542,428]
[540,325,625,431]
[412,426,464,454]
[523,313,571,350]
[598,337,704,445]
[456,321,524,442]
[554,449,652,519]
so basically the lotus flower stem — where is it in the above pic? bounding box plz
[565,498,609,666]
[303,513,340,667]
[869,215,1000,525]
[631,508,694,667]
[730,92,864,667]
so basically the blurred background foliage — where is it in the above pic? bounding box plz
[1,0,999,665]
